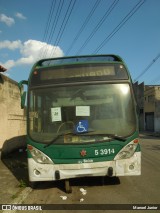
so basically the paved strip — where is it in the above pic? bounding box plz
[2,187,32,213]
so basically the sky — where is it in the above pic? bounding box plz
[0,0,160,85]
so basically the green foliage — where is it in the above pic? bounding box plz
[19,179,27,188]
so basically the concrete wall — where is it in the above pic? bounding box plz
[155,99,160,132]
[133,82,145,131]
[0,73,26,151]
[144,86,155,112]
[144,86,160,132]
[133,83,160,132]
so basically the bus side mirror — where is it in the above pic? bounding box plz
[18,80,28,109]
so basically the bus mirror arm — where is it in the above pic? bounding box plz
[18,80,28,109]
[21,91,27,109]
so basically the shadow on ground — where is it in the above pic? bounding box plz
[29,176,120,194]
[1,135,120,193]
[1,135,29,186]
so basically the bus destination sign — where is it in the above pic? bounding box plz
[40,65,116,80]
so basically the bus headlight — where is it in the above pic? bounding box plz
[114,139,138,160]
[28,145,53,164]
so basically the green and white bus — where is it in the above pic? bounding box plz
[19,55,141,192]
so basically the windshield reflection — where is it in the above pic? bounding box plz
[29,83,136,144]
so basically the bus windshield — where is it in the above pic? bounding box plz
[29,83,136,144]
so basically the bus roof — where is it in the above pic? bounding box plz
[35,54,124,68]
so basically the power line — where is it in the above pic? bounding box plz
[50,0,77,57]
[42,0,64,58]
[65,0,101,56]
[134,53,160,82]
[42,0,56,43]
[40,0,57,58]
[75,0,119,55]
[93,0,145,54]
[46,0,64,46]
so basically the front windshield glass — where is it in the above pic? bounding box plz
[29,83,136,144]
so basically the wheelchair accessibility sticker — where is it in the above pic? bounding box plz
[75,120,89,133]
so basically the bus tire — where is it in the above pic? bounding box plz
[65,179,72,193]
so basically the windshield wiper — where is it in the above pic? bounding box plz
[44,132,126,148]
[103,134,126,142]
[75,131,126,141]
[44,130,95,148]
[81,132,126,141]
[44,132,70,148]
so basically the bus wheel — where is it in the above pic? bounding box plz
[29,181,37,189]
[65,179,72,193]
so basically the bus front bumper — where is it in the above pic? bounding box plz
[28,152,141,182]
